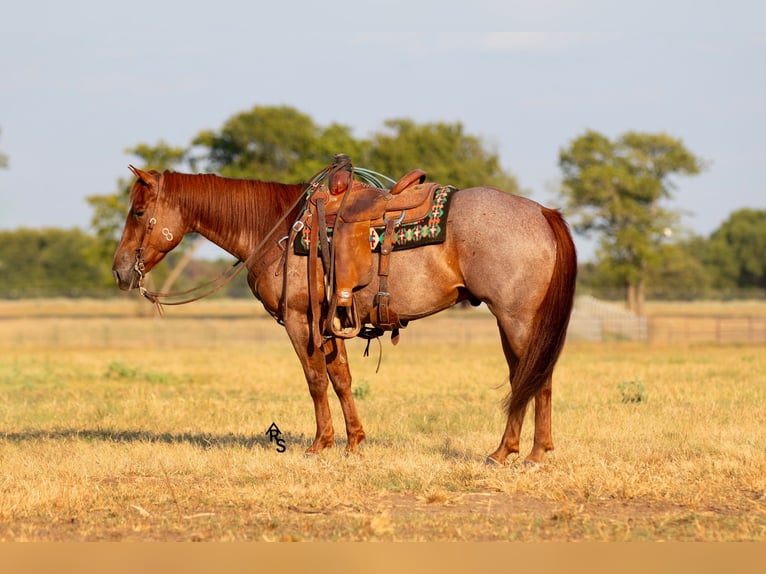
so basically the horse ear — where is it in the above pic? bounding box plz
[128,164,153,184]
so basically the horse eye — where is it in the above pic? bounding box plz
[134,208,145,218]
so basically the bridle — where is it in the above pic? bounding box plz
[132,170,165,292]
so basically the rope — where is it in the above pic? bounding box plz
[353,167,396,189]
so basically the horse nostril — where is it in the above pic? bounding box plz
[112,269,121,284]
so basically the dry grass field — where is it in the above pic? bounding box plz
[0,298,764,542]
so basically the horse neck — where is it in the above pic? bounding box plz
[165,172,304,262]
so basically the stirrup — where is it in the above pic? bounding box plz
[326,294,362,339]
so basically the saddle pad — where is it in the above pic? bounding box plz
[294,185,457,255]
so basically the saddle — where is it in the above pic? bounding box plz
[299,154,440,345]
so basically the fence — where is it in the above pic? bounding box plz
[1,297,764,347]
[648,315,766,345]
[567,295,766,344]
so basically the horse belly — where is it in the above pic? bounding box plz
[355,243,465,322]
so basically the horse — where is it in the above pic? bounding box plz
[112,165,577,464]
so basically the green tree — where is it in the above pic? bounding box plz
[366,118,520,192]
[0,228,105,297]
[581,234,715,300]
[706,208,766,291]
[191,105,364,181]
[88,105,526,298]
[559,130,705,313]
[645,237,713,299]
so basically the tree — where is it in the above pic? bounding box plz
[644,237,713,299]
[87,105,526,299]
[0,228,105,297]
[190,105,364,181]
[191,109,520,191]
[559,130,705,313]
[706,208,766,291]
[366,118,521,192]
[580,233,717,300]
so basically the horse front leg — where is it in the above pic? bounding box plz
[284,319,335,455]
[304,368,335,455]
[323,337,366,455]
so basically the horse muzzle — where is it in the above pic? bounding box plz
[112,267,140,291]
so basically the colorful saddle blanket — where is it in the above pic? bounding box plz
[294,184,457,255]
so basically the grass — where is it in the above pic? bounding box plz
[0,300,764,541]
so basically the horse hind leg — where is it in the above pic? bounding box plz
[488,382,553,466]
[323,337,366,455]
[487,320,554,465]
[527,377,553,464]
[486,323,522,464]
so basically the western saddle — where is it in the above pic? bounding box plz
[293,154,441,347]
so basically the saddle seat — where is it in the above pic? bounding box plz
[317,169,435,226]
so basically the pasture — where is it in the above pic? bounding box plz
[0,299,764,541]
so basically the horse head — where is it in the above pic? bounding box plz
[112,166,186,290]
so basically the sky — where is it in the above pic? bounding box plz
[1,0,764,262]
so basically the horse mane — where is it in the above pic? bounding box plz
[162,171,306,247]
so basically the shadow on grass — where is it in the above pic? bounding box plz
[438,440,480,462]
[0,427,308,450]
[3,429,490,461]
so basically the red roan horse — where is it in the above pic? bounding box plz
[112,165,577,464]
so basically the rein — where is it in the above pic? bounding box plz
[134,168,330,315]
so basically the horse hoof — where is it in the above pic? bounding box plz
[484,455,505,467]
[522,459,541,470]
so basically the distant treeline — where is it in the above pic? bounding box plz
[0,228,250,299]
[1,220,764,300]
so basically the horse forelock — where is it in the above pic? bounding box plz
[127,177,150,206]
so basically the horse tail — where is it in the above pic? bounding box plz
[504,207,577,418]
